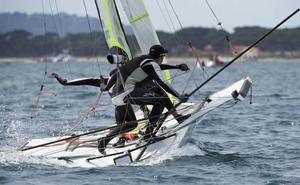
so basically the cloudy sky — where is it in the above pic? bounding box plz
[1,0,300,32]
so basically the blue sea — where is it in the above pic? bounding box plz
[0,59,300,185]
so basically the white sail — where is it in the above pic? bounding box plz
[119,0,160,54]
[119,0,172,84]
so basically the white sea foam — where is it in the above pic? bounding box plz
[136,143,206,166]
[0,150,70,168]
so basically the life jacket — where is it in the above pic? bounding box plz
[111,55,162,105]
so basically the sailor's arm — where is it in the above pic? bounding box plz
[159,64,189,71]
[142,63,189,102]
[102,72,117,91]
[51,73,102,87]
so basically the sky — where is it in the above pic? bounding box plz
[1,0,300,32]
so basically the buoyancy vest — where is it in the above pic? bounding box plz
[111,55,159,105]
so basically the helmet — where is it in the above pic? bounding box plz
[149,45,168,58]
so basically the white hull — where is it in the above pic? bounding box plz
[20,77,252,167]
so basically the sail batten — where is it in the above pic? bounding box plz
[120,0,172,83]
[128,12,149,24]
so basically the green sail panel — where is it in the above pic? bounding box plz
[96,0,132,59]
[120,0,176,102]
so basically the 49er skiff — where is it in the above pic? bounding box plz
[20,0,298,168]
[20,77,252,167]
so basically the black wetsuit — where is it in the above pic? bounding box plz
[107,54,184,137]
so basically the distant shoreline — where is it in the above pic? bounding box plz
[0,57,300,63]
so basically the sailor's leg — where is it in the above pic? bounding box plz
[98,105,137,153]
[127,88,165,139]
[144,102,164,139]
[123,102,138,127]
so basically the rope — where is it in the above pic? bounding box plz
[204,0,247,78]
[83,0,102,75]
[58,0,105,133]
[155,0,173,32]
[30,0,49,120]
[53,0,73,79]
[167,0,184,30]
[65,91,103,134]
[166,0,209,91]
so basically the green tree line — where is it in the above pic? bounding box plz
[0,26,299,57]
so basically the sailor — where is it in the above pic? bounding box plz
[52,47,139,153]
[53,45,191,154]
[51,69,138,137]
[101,44,191,144]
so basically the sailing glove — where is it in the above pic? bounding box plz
[177,64,189,71]
[179,93,189,103]
[51,73,67,85]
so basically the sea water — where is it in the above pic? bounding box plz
[0,59,300,185]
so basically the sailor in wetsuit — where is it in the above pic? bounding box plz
[51,69,138,141]
[100,45,191,148]
[52,47,139,152]
[53,45,190,154]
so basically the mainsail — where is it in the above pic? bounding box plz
[119,0,172,84]
[95,0,132,59]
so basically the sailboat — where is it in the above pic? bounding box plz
[23,0,299,168]
[198,55,228,68]
[40,50,73,63]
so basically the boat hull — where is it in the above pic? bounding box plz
[20,77,252,167]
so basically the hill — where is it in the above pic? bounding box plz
[0,12,132,36]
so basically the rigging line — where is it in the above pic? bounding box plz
[204,0,247,77]
[54,0,63,36]
[156,0,175,32]
[155,0,172,32]
[181,61,197,94]
[48,0,61,36]
[65,90,103,134]
[167,0,209,85]
[30,0,49,120]
[60,0,103,133]
[48,0,59,54]
[53,0,73,79]
[167,0,184,30]
[204,0,221,27]
[204,0,234,52]
[181,42,210,94]
[83,0,102,75]
[188,42,210,78]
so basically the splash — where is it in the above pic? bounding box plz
[0,109,29,148]
[0,150,70,168]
